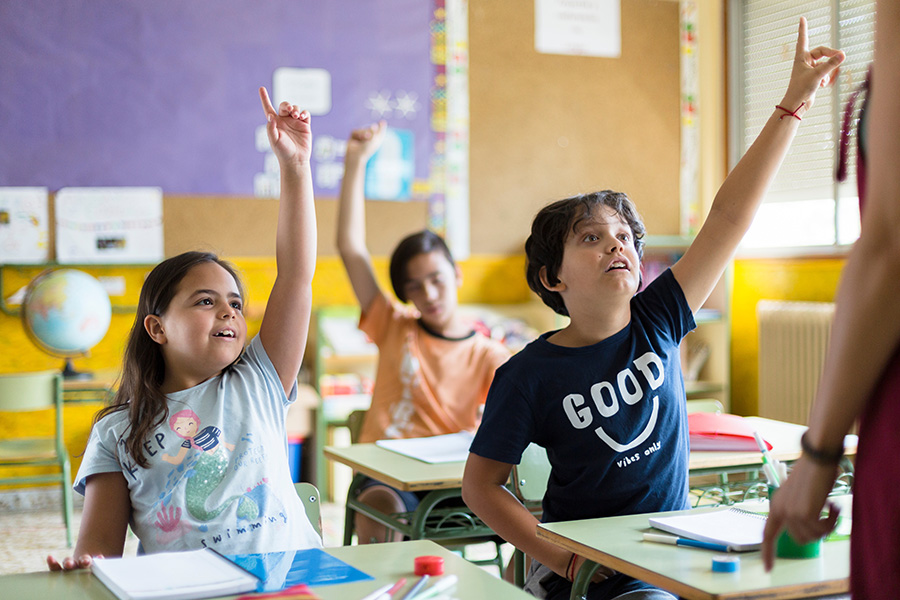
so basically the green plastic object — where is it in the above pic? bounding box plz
[769,486,822,559]
[776,529,822,558]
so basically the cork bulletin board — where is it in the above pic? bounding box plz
[468,0,681,255]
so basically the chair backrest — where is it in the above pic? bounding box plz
[686,398,724,415]
[346,409,367,444]
[294,482,322,538]
[0,370,61,412]
[511,443,551,507]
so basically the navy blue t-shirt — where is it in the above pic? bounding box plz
[470,269,696,524]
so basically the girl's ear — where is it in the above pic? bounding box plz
[454,264,463,289]
[144,314,166,344]
[539,266,566,292]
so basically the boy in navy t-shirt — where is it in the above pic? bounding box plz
[461,18,844,600]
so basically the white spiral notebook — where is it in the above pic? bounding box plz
[648,507,767,552]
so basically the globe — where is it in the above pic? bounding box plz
[21,268,112,379]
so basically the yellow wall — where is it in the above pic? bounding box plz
[730,257,846,416]
[0,255,534,483]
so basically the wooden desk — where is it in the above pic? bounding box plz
[0,540,531,599]
[326,418,857,547]
[689,417,857,474]
[324,443,495,545]
[537,498,851,600]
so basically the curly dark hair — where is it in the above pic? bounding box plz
[525,190,646,316]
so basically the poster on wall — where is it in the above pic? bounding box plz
[0,187,50,264]
[535,0,621,58]
[55,187,163,264]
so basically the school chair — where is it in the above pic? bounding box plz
[510,442,552,586]
[295,482,322,538]
[0,370,74,547]
[684,398,724,415]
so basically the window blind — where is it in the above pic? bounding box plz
[734,0,874,246]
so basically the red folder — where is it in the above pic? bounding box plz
[688,412,773,451]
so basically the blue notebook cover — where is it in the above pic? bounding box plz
[229,548,373,593]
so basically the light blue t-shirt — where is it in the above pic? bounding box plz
[75,335,322,554]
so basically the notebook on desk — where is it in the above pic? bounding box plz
[375,431,475,463]
[648,507,767,552]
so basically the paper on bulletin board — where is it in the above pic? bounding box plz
[273,67,332,116]
[55,187,163,264]
[535,0,621,58]
[364,128,415,201]
[0,187,50,264]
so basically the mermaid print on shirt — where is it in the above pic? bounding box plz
[157,409,263,528]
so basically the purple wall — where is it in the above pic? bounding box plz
[0,0,433,196]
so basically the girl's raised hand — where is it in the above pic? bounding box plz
[346,121,387,163]
[258,86,312,166]
[781,17,845,115]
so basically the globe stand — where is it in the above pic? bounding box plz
[61,358,93,381]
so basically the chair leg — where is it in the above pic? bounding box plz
[62,458,74,548]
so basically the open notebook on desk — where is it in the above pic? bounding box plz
[375,431,475,463]
[648,506,767,552]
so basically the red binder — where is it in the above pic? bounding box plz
[688,412,773,451]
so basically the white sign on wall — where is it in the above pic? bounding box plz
[55,187,163,264]
[535,0,621,58]
[0,187,49,264]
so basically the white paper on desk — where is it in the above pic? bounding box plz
[376,431,475,463]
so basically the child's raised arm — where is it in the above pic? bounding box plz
[671,17,844,312]
[336,121,387,312]
[258,87,317,395]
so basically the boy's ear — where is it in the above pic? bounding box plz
[144,314,166,344]
[454,264,463,289]
[539,266,566,292]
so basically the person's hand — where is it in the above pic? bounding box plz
[779,17,845,117]
[760,456,841,571]
[258,86,312,167]
[47,553,100,571]
[345,121,387,163]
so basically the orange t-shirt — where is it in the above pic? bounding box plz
[357,293,510,443]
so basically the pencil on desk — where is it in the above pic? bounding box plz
[643,532,731,553]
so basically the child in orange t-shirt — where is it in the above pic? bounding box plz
[336,121,510,543]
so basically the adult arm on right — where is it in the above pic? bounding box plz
[761,0,900,570]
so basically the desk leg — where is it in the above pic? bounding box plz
[570,559,601,600]
[343,472,366,545]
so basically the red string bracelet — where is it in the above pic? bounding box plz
[567,553,578,581]
[775,102,805,121]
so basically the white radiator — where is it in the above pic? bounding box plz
[757,301,835,425]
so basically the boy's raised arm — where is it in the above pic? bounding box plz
[671,18,844,313]
[257,87,317,395]
[336,122,387,312]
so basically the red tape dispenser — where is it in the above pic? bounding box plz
[414,555,444,576]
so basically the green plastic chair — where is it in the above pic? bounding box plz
[510,443,552,586]
[0,371,73,547]
[685,398,724,414]
[295,481,322,538]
